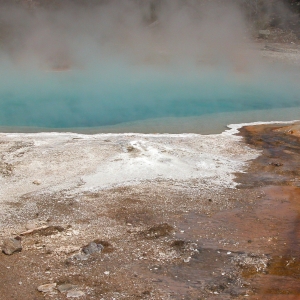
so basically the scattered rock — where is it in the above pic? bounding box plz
[37,283,57,293]
[82,242,104,255]
[67,290,85,298]
[58,284,78,293]
[2,237,22,255]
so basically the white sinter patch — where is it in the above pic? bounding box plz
[0,124,263,208]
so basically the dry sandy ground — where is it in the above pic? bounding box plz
[1,44,300,300]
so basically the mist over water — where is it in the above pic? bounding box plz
[0,1,299,132]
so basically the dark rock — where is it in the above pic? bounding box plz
[82,242,103,255]
[2,237,22,255]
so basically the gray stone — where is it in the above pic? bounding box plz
[82,242,103,255]
[37,283,57,293]
[2,237,22,255]
[67,290,85,298]
[58,284,78,293]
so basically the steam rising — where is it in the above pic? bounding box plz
[0,0,299,130]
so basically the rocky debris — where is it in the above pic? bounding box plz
[37,283,57,293]
[2,237,22,255]
[143,223,174,239]
[57,284,78,293]
[67,290,85,298]
[82,241,104,255]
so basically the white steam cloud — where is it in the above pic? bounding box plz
[0,0,257,71]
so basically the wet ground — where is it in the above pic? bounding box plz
[1,122,300,299]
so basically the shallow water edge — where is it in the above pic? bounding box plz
[1,107,300,135]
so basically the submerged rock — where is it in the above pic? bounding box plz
[2,237,22,255]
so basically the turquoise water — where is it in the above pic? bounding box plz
[1,58,300,132]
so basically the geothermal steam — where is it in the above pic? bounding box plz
[0,1,299,129]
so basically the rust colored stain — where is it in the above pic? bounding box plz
[237,122,300,299]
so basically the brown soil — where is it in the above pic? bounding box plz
[0,122,300,299]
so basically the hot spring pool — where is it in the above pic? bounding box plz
[1,59,300,134]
